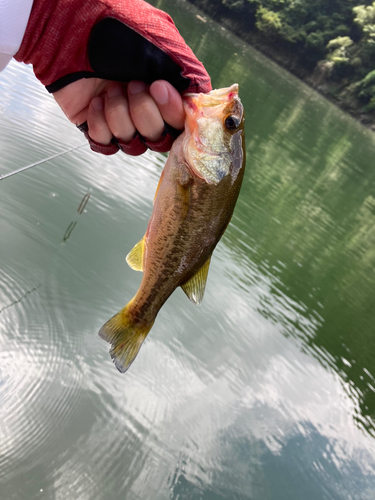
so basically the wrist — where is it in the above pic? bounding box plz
[14,0,211,94]
[14,0,103,86]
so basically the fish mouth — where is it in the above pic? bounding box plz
[183,83,240,120]
[184,83,239,100]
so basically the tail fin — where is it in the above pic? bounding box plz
[98,307,153,373]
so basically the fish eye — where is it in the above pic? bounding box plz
[224,115,240,131]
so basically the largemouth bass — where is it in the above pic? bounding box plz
[99,84,245,373]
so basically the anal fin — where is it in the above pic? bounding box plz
[181,257,211,305]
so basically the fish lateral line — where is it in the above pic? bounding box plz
[99,84,245,374]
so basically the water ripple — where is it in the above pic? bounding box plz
[0,261,83,487]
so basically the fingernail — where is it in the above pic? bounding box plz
[91,96,103,112]
[151,82,169,105]
[128,81,147,95]
[107,85,123,99]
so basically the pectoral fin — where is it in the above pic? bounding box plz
[126,237,145,272]
[153,169,165,204]
[181,257,211,305]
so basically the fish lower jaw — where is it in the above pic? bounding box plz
[184,160,206,182]
[184,152,225,185]
[189,156,230,185]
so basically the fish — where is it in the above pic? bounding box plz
[99,84,245,373]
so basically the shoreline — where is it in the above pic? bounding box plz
[186,1,375,132]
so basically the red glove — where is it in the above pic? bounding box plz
[15,0,212,155]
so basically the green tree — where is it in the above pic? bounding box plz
[353,2,375,42]
[183,0,375,119]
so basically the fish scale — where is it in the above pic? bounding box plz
[99,84,246,373]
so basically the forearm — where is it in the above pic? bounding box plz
[0,0,33,71]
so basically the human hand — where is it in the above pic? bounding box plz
[15,0,211,156]
[53,79,185,155]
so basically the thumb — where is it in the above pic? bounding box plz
[150,80,185,131]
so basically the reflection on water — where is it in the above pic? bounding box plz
[1,1,375,498]
[61,191,91,243]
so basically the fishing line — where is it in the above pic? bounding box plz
[0,143,88,181]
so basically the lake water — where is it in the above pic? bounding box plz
[1,1,375,498]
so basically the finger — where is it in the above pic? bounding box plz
[104,84,136,143]
[87,96,112,145]
[128,81,165,142]
[53,78,108,125]
[150,80,185,131]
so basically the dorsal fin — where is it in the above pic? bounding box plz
[181,257,211,305]
[126,237,145,272]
